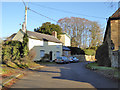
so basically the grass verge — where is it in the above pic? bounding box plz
[86,62,120,80]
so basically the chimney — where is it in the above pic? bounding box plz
[52,31,57,38]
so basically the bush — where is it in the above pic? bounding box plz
[6,61,19,69]
[84,49,96,56]
[28,49,36,60]
[22,33,29,56]
[2,34,40,69]
[68,47,85,55]
[41,54,50,62]
[95,42,111,67]
[2,41,23,63]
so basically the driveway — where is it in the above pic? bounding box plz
[11,62,119,89]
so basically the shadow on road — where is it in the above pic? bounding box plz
[49,62,119,89]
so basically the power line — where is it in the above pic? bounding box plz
[22,0,26,7]
[29,2,107,20]
[28,8,58,22]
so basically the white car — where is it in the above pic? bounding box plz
[69,57,74,62]
[55,56,69,64]
[72,57,79,62]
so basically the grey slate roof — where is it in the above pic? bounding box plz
[27,31,62,43]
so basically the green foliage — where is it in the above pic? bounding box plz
[6,61,19,69]
[22,33,29,56]
[86,62,115,70]
[95,42,111,67]
[2,41,23,63]
[12,46,21,61]
[2,35,40,69]
[68,47,85,55]
[84,49,96,56]
[88,46,99,50]
[34,22,62,39]
[2,33,29,67]
[2,45,12,63]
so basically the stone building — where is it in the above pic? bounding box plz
[103,8,120,67]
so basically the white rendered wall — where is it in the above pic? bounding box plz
[65,35,71,46]
[48,41,62,45]
[28,38,43,50]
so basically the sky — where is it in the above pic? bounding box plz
[1,1,119,38]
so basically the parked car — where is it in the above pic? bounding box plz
[69,56,74,62]
[72,57,79,62]
[55,56,69,64]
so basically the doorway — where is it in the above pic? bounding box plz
[49,51,52,60]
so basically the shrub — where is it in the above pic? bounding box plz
[6,61,19,69]
[28,49,36,60]
[89,46,99,50]
[2,34,39,69]
[41,54,50,62]
[68,47,85,55]
[22,34,29,56]
[95,42,111,67]
[2,41,23,63]
[12,46,21,61]
[84,49,96,56]
[2,45,12,63]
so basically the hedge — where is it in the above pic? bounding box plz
[95,41,111,67]
[2,34,29,63]
[68,47,85,55]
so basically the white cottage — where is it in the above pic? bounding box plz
[9,29,63,61]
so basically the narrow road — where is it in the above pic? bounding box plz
[11,62,119,89]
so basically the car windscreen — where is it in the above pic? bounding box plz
[63,57,67,59]
[57,57,62,59]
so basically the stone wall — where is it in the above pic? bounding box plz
[111,51,119,68]
[73,55,96,62]
[111,20,119,50]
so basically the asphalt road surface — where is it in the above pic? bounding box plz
[11,62,119,89]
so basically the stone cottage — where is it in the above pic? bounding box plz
[103,8,120,67]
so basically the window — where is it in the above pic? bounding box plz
[65,51,69,56]
[56,45,60,48]
[40,50,45,58]
[56,51,60,58]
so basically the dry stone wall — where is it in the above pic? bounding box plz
[73,55,96,62]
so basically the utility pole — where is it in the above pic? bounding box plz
[22,0,27,33]
[24,6,27,33]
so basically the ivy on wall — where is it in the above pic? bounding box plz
[2,33,29,63]
[22,33,29,56]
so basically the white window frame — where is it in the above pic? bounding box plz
[56,51,60,58]
[40,50,45,58]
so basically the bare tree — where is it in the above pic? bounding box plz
[58,17,103,48]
